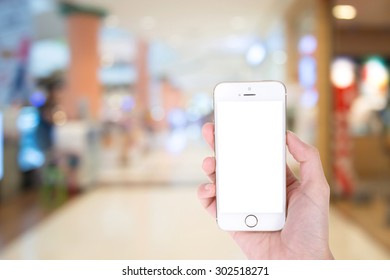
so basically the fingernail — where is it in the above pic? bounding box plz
[205,184,211,191]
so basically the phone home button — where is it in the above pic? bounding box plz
[245,215,258,228]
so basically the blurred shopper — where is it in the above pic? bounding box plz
[36,75,63,153]
[198,123,334,260]
[37,75,68,206]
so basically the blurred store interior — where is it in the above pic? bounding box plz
[0,0,389,259]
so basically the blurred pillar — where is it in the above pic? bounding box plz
[285,0,333,182]
[160,79,184,130]
[135,39,150,117]
[161,79,184,114]
[315,0,333,182]
[128,39,150,153]
[60,3,106,120]
[285,9,299,82]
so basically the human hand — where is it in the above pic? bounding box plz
[198,123,334,259]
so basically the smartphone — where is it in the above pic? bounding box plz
[213,81,286,231]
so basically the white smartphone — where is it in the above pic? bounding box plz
[213,81,286,231]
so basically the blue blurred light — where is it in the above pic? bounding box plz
[246,43,266,66]
[298,56,317,88]
[298,35,317,55]
[121,95,135,112]
[18,147,45,171]
[29,91,46,107]
[300,89,319,108]
[186,108,201,122]
[167,109,187,128]
[17,107,40,132]
[17,106,45,171]
[166,130,187,154]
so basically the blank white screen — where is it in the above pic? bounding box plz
[217,100,283,214]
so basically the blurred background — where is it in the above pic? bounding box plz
[0,0,389,259]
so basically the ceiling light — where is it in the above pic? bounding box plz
[332,5,357,20]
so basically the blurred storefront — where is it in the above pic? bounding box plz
[330,0,390,250]
[332,0,390,192]
[285,1,390,186]
[284,0,390,249]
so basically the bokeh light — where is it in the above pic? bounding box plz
[29,91,46,107]
[17,107,40,132]
[299,56,317,88]
[331,57,356,88]
[53,110,67,126]
[362,57,389,90]
[121,95,135,112]
[300,89,319,108]
[246,42,266,66]
[298,35,317,55]
[167,108,187,129]
[332,5,357,20]
[360,57,389,110]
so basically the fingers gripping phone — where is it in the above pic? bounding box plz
[213,81,286,231]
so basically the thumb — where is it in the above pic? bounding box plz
[286,131,326,183]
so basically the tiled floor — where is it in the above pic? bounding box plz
[0,143,389,259]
